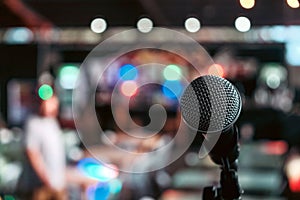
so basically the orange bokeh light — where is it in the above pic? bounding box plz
[240,0,255,9]
[208,64,225,77]
[120,81,138,97]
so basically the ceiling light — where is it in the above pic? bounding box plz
[240,0,255,9]
[287,0,300,8]
[90,18,107,33]
[137,18,153,33]
[184,17,201,33]
[235,16,251,32]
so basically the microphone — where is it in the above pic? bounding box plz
[180,75,242,165]
[180,75,243,199]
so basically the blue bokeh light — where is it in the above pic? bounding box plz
[119,64,138,80]
[162,80,183,100]
[87,183,110,200]
[77,158,118,182]
[286,42,300,66]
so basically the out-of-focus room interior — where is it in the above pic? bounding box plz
[1,0,300,200]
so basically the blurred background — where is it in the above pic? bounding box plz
[1,0,300,199]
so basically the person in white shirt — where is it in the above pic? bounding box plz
[24,95,66,200]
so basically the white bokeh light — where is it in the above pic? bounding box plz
[90,18,107,33]
[287,0,300,8]
[235,16,251,32]
[137,18,153,33]
[266,74,281,89]
[184,17,201,33]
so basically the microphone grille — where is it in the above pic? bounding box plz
[180,75,241,133]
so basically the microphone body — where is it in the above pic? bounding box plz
[180,75,242,165]
[180,75,243,200]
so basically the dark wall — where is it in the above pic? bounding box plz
[0,44,37,121]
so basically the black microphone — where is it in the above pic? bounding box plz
[180,75,243,199]
[180,75,242,165]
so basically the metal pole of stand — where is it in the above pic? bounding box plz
[203,158,242,200]
[203,126,243,200]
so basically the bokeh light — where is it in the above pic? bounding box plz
[87,183,110,200]
[3,195,15,200]
[235,16,251,32]
[162,80,183,100]
[266,74,281,89]
[38,84,53,100]
[90,18,107,33]
[77,158,119,182]
[3,27,33,44]
[109,179,123,194]
[120,81,138,97]
[270,26,287,43]
[59,65,80,89]
[286,42,300,66]
[184,17,201,33]
[208,64,225,77]
[137,18,153,33]
[286,157,300,192]
[259,63,287,89]
[240,0,255,9]
[119,64,138,80]
[287,0,300,8]
[163,64,182,80]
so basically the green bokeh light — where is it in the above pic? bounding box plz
[163,64,182,80]
[4,195,15,200]
[38,84,53,100]
[59,65,79,89]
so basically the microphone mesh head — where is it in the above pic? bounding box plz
[180,75,241,133]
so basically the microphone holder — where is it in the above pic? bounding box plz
[203,128,242,200]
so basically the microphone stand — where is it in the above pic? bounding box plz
[203,127,242,200]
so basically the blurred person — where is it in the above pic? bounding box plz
[121,112,180,200]
[17,95,67,200]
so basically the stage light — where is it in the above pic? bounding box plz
[184,17,201,33]
[119,64,138,80]
[239,0,255,9]
[287,0,300,8]
[137,18,153,33]
[163,64,182,80]
[90,18,107,33]
[235,16,251,32]
[208,64,225,77]
[38,84,53,100]
[120,81,138,97]
[59,65,79,89]
[162,80,183,100]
